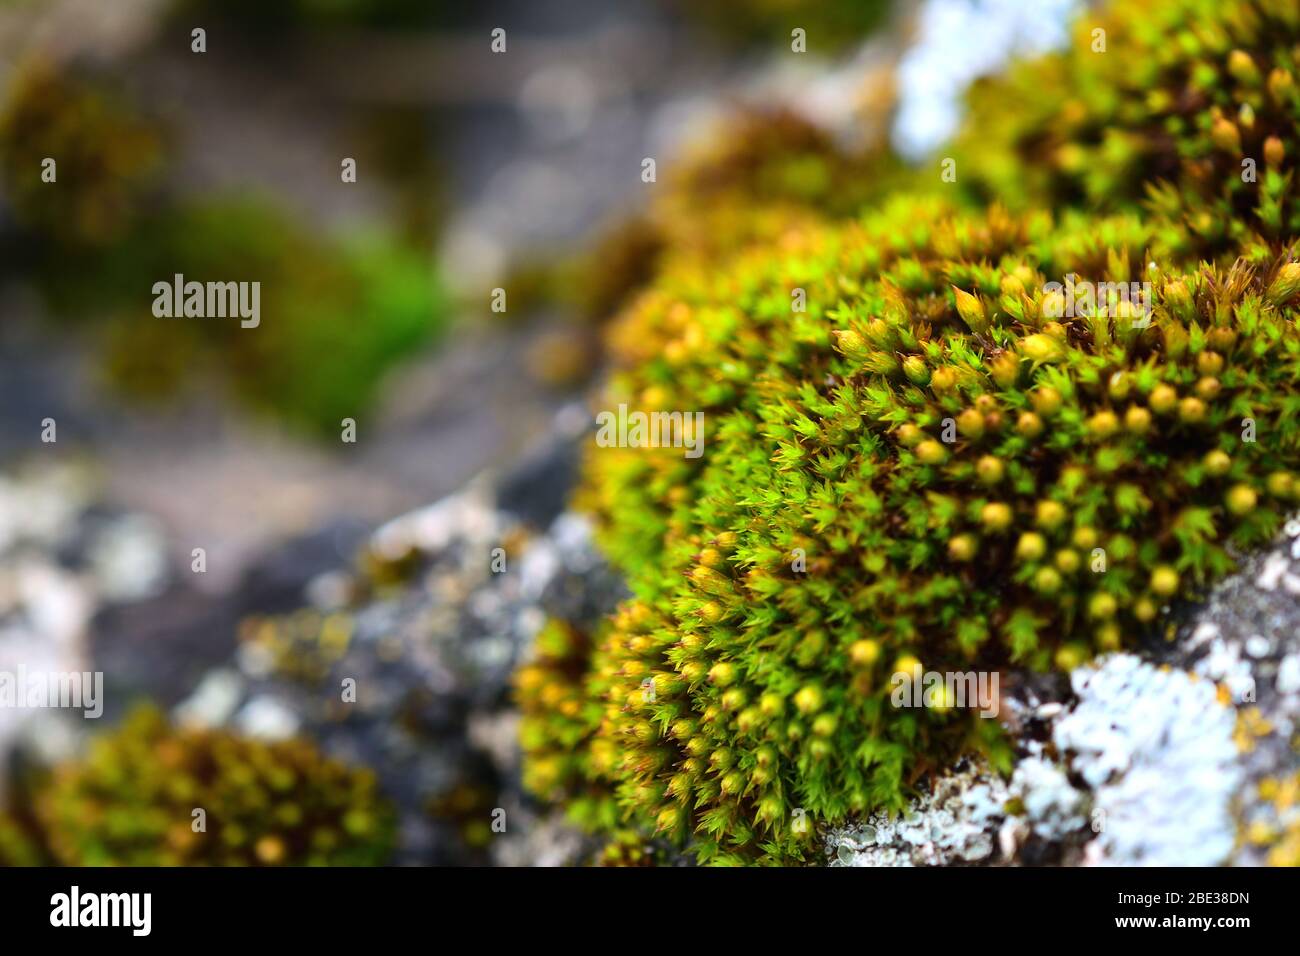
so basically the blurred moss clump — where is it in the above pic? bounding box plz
[40,198,446,436]
[0,805,45,866]
[667,0,892,52]
[238,609,356,686]
[500,106,907,392]
[645,106,904,268]
[515,618,620,832]
[0,60,164,246]
[2,706,395,866]
[0,56,448,437]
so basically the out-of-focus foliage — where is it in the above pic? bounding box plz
[0,55,448,437]
[0,707,395,866]
[667,0,892,52]
[0,60,164,245]
[515,618,620,830]
[39,199,446,436]
[564,108,907,328]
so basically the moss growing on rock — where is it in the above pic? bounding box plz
[7,707,395,866]
[517,0,1300,865]
[955,0,1300,262]
[527,192,1300,863]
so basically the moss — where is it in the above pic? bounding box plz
[531,185,1300,862]
[0,807,45,866]
[515,619,620,833]
[953,0,1300,262]
[45,198,447,436]
[0,59,165,247]
[667,0,892,52]
[239,609,356,686]
[502,0,1300,866]
[0,57,447,436]
[2,707,395,866]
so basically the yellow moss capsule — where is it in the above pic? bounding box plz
[1178,396,1207,423]
[1035,500,1067,530]
[980,502,1013,533]
[1149,383,1178,414]
[1124,406,1152,435]
[1071,527,1099,550]
[1267,471,1294,498]
[1150,565,1180,598]
[1054,643,1090,671]
[1225,483,1257,515]
[708,661,736,686]
[1086,410,1120,440]
[953,286,987,331]
[1016,411,1044,438]
[1228,49,1260,86]
[896,423,924,447]
[957,408,986,440]
[915,440,948,465]
[1196,351,1224,376]
[849,639,882,667]
[1203,449,1232,476]
[1054,549,1081,575]
[1210,116,1241,153]
[793,685,824,714]
[721,688,748,711]
[1031,386,1062,416]
[1015,531,1047,562]
[1087,591,1118,619]
[1133,596,1158,623]
[1095,623,1122,651]
[1033,566,1063,595]
[1265,135,1286,168]
[1195,376,1220,400]
[1268,67,1294,101]
[1021,333,1065,364]
[930,367,958,392]
[892,655,922,680]
[976,455,1005,485]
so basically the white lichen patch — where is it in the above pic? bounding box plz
[1009,757,1084,841]
[1055,655,1241,866]
[826,760,1010,867]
